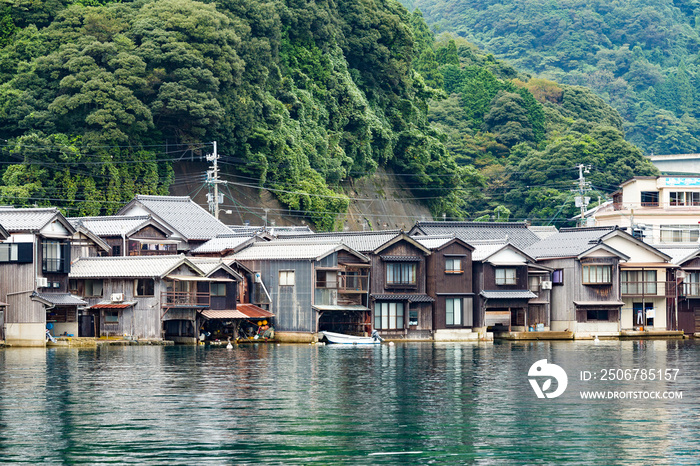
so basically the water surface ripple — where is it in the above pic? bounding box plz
[1,340,698,464]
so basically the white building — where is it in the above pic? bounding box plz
[592,176,700,245]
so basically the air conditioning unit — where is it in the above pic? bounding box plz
[541,281,553,290]
[36,277,48,288]
[111,293,125,303]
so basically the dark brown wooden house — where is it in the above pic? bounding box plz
[471,242,538,332]
[369,233,433,339]
[414,235,477,340]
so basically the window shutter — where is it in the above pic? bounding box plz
[17,243,34,263]
[62,243,72,273]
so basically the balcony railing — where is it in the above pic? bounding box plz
[681,282,700,297]
[621,280,676,298]
[161,291,210,308]
[317,274,369,293]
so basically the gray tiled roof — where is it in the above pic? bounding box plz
[525,227,617,259]
[528,225,559,240]
[656,246,700,265]
[231,241,368,262]
[0,208,74,233]
[410,221,540,250]
[188,257,243,280]
[480,290,538,299]
[471,241,510,261]
[121,195,231,240]
[371,293,435,303]
[228,225,315,236]
[275,230,401,253]
[413,234,457,250]
[68,215,160,236]
[34,292,87,306]
[70,254,201,278]
[192,235,256,254]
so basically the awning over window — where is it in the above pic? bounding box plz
[380,255,422,262]
[480,290,537,299]
[89,302,136,310]
[31,292,87,306]
[200,309,248,319]
[573,300,624,307]
[312,304,370,312]
[371,293,435,303]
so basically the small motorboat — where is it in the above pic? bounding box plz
[321,330,383,345]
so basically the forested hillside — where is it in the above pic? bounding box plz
[0,0,657,228]
[401,0,700,156]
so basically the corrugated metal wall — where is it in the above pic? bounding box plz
[240,259,315,332]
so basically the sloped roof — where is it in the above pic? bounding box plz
[0,208,75,234]
[656,246,700,265]
[118,195,230,241]
[371,293,435,302]
[231,241,368,262]
[470,241,510,262]
[191,235,256,254]
[188,257,244,281]
[526,226,665,262]
[0,223,8,240]
[413,234,474,251]
[528,225,559,240]
[228,225,315,236]
[525,227,618,259]
[410,221,540,250]
[68,215,172,237]
[69,254,203,278]
[276,230,401,253]
[33,292,87,306]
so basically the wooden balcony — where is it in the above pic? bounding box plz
[317,274,369,294]
[680,282,700,298]
[161,291,210,308]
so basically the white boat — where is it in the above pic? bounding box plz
[321,330,383,345]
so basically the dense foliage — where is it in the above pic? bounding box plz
[408,15,657,223]
[0,0,476,229]
[0,0,659,227]
[401,0,700,156]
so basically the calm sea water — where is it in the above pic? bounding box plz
[1,340,698,465]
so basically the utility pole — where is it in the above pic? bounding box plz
[574,164,591,227]
[206,141,227,219]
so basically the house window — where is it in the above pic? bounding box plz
[528,276,541,292]
[409,309,418,326]
[0,243,18,262]
[105,311,119,323]
[69,279,78,293]
[582,265,612,284]
[445,258,462,273]
[552,269,564,285]
[374,302,404,330]
[660,224,700,243]
[211,283,227,296]
[135,278,154,296]
[684,272,700,296]
[42,240,67,272]
[586,309,609,321]
[495,268,517,285]
[670,191,700,206]
[621,270,656,294]
[85,280,103,297]
[641,191,659,207]
[386,263,416,285]
[279,270,295,286]
[446,298,462,326]
[112,245,121,256]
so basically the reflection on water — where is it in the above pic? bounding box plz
[1,340,698,464]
